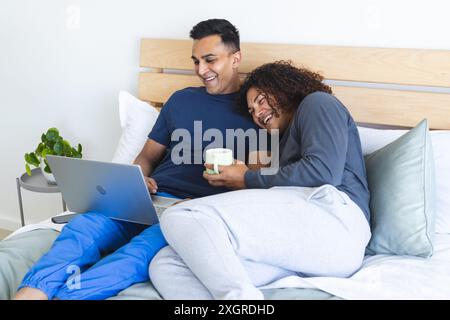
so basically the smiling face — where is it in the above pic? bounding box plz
[246,87,294,134]
[191,35,241,95]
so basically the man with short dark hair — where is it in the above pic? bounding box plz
[15,19,261,300]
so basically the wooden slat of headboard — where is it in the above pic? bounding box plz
[138,72,201,102]
[140,39,192,70]
[139,72,450,129]
[334,86,450,130]
[141,39,450,88]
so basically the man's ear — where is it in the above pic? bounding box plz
[232,51,242,69]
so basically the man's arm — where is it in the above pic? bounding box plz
[134,138,167,176]
[134,138,167,192]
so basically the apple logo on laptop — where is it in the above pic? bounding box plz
[96,185,107,195]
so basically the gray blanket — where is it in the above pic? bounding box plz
[0,229,338,300]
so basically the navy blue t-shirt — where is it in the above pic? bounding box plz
[149,87,263,199]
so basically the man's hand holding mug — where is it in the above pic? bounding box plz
[203,148,249,190]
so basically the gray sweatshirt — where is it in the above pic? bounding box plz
[244,91,370,222]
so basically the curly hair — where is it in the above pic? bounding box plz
[237,61,332,115]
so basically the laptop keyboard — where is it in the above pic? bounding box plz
[155,206,166,218]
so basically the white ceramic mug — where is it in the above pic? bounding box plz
[204,148,233,174]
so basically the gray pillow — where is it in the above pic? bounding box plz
[365,119,436,258]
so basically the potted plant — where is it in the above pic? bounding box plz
[24,127,83,184]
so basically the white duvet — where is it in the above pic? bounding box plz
[262,234,450,299]
[6,214,450,300]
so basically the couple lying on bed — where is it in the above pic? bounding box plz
[15,19,371,300]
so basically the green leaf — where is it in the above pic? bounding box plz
[24,153,31,164]
[46,140,55,150]
[25,152,40,167]
[43,158,52,173]
[25,152,39,174]
[41,133,47,143]
[25,163,31,176]
[35,142,45,157]
[62,140,72,155]
[53,141,63,155]
[71,148,82,158]
[77,143,82,154]
[30,152,40,166]
[44,164,52,173]
[46,128,60,142]
[42,148,55,159]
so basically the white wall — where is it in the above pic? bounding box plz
[1,0,449,229]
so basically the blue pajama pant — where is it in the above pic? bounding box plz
[18,192,178,300]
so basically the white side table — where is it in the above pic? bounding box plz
[16,168,66,226]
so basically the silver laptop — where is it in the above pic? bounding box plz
[46,155,180,225]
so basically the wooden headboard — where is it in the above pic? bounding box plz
[138,39,450,130]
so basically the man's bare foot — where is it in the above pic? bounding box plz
[14,287,48,300]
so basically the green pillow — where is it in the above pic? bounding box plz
[365,119,436,258]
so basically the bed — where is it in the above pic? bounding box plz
[1,39,450,300]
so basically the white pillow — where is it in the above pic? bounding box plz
[112,91,159,164]
[358,126,450,234]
